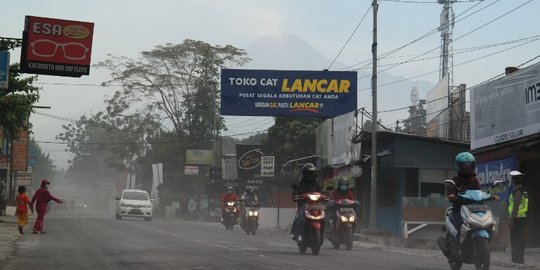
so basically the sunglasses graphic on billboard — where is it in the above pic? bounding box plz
[20,16,94,77]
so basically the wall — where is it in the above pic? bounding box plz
[393,137,468,169]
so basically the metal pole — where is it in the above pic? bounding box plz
[369,0,379,230]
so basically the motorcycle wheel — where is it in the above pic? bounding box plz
[474,238,490,270]
[344,226,354,250]
[311,229,321,255]
[299,243,307,254]
[449,260,463,270]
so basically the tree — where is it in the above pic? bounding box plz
[0,64,41,138]
[262,117,323,163]
[96,40,250,149]
[401,99,427,135]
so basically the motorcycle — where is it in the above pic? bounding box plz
[222,201,238,231]
[327,199,358,250]
[292,187,327,255]
[241,201,260,235]
[438,180,502,270]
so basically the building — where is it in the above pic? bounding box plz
[470,63,540,247]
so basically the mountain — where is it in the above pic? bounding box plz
[242,34,435,127]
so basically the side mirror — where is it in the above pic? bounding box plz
[443,179,456,187]
[492,180,504,188]
[115,197,120,201]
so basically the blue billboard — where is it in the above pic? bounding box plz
[476,156,516,201]
[221,69,357,118]
[0,51,9,89]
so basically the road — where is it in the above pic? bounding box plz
[0,211,511,270]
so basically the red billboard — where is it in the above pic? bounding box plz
[20,16,94,77]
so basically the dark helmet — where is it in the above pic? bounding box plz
[246,186,254,193]
[337,177,349,191]
[225,186,234,194]
[455,152,476,175]
[302,163,317,181]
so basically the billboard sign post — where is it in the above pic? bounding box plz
[20,16,94,77]
[221,69,357,118]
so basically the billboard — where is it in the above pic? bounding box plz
[20,16,94,77]
[11,131,29,171]
[470,63,540,149]
[476,156,516,201]
[0,51,9,89]
[184,165,199,176]
[15,167,32,186]
[426,75,448,138]
[186,150,213,165]
[260,156,275,177]
[236,145,264,190]
[221,69,357,118]
[222,155,238,181]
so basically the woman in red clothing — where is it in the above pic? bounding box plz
[221,186,239,223]
[30,180,63,234]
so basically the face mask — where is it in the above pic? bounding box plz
[340,186,348,191]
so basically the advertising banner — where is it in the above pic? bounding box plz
[236,145,264,190]
[471,62,540,149]
[221,69,357,118]
[11,131,29,171]
[15,167,32,186]
[184,165,199,176]
[20,16,94,77]
[476,156,516,201]
[0,51,9,89]
[260,156,275,177]
[426,76,448,138]
[221,155,238,181]
[186,150,213,165]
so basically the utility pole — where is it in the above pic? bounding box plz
[369,0,379,231]
[395,120,400,132]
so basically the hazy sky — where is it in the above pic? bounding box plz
[2,0,539,168]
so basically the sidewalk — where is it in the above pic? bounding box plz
[354,233,540,269]
[0,214,36,262]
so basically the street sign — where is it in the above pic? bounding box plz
[184,165,199,176]
[0,51,9,89]
[16,167,32,186]
[261,156,275,177]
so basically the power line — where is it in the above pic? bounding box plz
[328,5,372,70]
[33,112,78,122]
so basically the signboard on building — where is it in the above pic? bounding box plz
[186,150,213,166]
[236,145,263,190]
[11,131,29,171]
[16,167,32,186]
[471,63,540,149]
[184,165,199,176]
[222,155,238,180]
[221,69,357,118]
[260,156,275,177]
[20,16,94,77]
[0,51,9,89]
[476,156,516,201]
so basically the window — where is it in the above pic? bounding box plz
[122,191,149,201]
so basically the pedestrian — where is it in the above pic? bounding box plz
[508,170,528,266]
[30,180,63,234]
[15,186,33,234]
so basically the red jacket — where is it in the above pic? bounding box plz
[222,193,239,207]
[31,180,62,212]
[331,190,355,201]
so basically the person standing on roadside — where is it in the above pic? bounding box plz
[508,170,528,266]
[15,186,33,234]
[30,180,63,234]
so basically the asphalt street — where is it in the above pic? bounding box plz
[0,211,513,270]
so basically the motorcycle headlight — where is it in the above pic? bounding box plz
[349,216,355,222]
[340,216,349,222]
[227,202,235,206]
[307,194,321,201]
[248,211,257,216]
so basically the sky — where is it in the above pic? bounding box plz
[1,0,539,169]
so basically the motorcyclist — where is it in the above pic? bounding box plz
[327,178,359,235]
[221,186,239,224]
[290,163,322,241]
[240,186,259,227]
[446,152,498,255]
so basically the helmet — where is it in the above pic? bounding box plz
[225,186,234,194]
[302,163,317,182]
[246,186,254,193]
[337,177,349,192]
[455,152,476,175]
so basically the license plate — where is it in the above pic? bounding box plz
[466,204,489,212]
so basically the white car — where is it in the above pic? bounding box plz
[115,189,153,221]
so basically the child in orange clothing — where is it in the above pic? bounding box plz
[16,186,33,234]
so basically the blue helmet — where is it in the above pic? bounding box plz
[455,152,476,175]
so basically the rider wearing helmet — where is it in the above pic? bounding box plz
[240,186,259,227]
[221,186,239,223]
[446,152,482,255]
[331,178,355,201]
[290,163,322,240]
